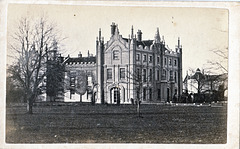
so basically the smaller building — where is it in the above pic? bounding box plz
[63,51,97,102]
[183,68,227,102]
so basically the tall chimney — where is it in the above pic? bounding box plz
[111,22,116,36]
[78,52,82,58]
[137,30,142,42]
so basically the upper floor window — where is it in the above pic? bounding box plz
[170,70,173,81]
[87,76,92,87]
[149,55,152,63]
[143,55,147,62]
[174,59,177,66]
[120,68,125,79]
[162,69,166,77]
[164,58,167,65]
[136,53,140,61]
[169,59,172,66]
[113,50,119,60]
[174,71,177,83]
[70,77,76,87]
[143,69,147,82]
[149,88,152,101]
[137,68,141,79]
[107,68,112,80]
[157,56,160,64]
[157,70,160,81]
[149,69,152,81]
[143,88,146,101]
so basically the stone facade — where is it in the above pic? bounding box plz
[62,23,183,104]
[96,23,183,104]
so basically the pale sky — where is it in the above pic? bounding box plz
[7,4,228,76]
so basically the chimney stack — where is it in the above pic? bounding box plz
[111,22,117,36]
[137,30,142,42]
[78,52,82,58]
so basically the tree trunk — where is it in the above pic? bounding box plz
[80,94,82,103]
[137,100,141,117]
[27,97,33,114]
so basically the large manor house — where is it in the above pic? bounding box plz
[45,23,183,104]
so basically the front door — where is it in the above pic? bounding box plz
[112,87,120,105]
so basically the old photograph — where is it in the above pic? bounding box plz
[3,2,235,148]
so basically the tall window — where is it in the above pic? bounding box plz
[143,54,147,62]
[87,76,92,87]
[157,70,160,81]
[70,77,76,87]
[136,53,140,61]
[70,71,76,87]
[143,69,147,82]
[137,68,141,79]
[170,70,173,81]
[149,55,152,63]
[113,50,119,60]
[120,68,125,79]
[164,58,167,65]
[174,59,177,66]
[107,69,112,80]
[158,89,161,99]
[174,71,177,83]
[157,56,160,64]
[149,69,152,81]
[149,88,152,101]
[143,88,146,101]
[169,58,172,66]
[162,69,166,80]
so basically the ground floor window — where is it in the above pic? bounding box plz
[149,88,152,101]
[143,88,146,101]
[158,89,161,100]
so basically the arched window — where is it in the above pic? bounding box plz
[113,50,119,60]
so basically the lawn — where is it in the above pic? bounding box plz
[6,103,227,143]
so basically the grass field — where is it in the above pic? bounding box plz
[6,103,227,144]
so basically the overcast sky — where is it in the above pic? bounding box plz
[7,4,228,76]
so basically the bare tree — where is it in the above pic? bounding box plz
[127,65,153,118]
[7,17,63,114]
[207,47,228,73]
[206,47,228,100]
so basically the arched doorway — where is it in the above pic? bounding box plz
[110,87,121,105]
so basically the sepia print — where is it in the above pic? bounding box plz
[3,1,237,148]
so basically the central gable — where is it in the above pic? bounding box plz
[105,38,129,53]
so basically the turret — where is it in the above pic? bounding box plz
[162,36,165,45]
[176,37,182,53]
[131,25,134,39]
[154,28,161,43]
[99,28,101,41]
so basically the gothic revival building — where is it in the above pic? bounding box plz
[63,22,183,104]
